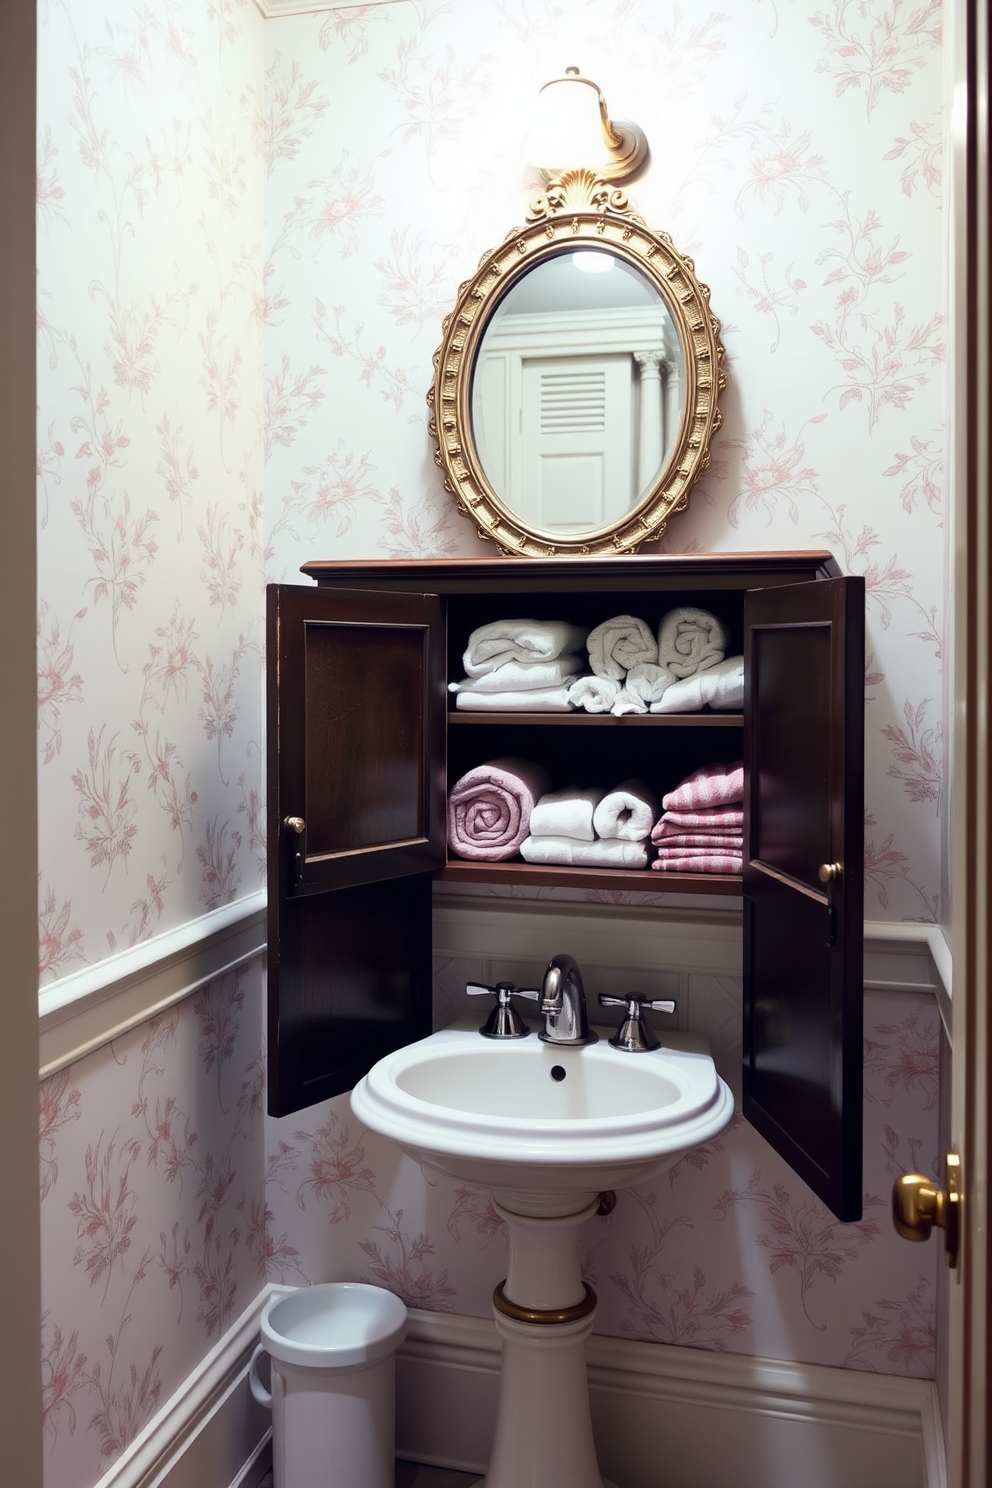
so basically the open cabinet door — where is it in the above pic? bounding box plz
[743,575,864,1221]
[266,583,445,1115]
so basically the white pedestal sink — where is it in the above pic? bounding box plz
[351,1020,734,1488]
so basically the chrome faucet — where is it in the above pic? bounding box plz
[537,953,596,1046]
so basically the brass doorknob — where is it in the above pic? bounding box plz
[818,861,842,883]
[892,1155,960,1267]
[284,815,306,834]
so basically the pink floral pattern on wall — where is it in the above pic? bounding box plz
[268,986,939,1379]
[37,0,265,977]
[35,5,948,1486]
[40,965,266,1488]
[264,0,946,925]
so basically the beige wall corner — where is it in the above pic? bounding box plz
[0,0,42,1480]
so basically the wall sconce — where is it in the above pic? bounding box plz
[529,66,649,184]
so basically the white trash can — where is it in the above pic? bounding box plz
[249,1283,408,1488]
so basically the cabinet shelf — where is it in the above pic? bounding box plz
[448,710,744,728]
[439,860,742,895]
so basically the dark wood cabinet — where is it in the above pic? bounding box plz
[267,553,864,1221]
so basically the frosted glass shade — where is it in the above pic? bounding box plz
[529,72,616,176]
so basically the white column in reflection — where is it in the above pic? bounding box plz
[663,340,682,468]
[634,349,665,495]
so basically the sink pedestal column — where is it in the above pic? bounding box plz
[480,1197,616,1488]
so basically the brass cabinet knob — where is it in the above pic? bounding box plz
[284,815,306,835]
[892,1154,960,1268]
[818,861,843,883]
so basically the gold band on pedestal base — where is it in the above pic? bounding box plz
[492,1280,597,1326]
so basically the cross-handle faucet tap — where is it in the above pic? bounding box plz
[531,953,597,1046]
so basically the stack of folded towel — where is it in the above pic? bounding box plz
[520,780,657,869]
[450,619,587,710]
[650,762,744,874]
[447,757,550,860]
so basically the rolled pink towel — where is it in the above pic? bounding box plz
[661,762,744,812]
[447,757,551,861]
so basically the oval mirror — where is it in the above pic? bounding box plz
[429,187,724,557]
[470,251,684,540]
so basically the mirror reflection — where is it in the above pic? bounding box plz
[470,251,685,537]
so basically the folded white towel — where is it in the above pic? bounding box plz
[652,656,744,713]
[611,683,648,717]
[593,780,659,842]
[450,656,584,694]
[568,675,620,713]
[625,661,677,706]
[463,619,588,678]
[587,614,658,680]
[520,835,649,869]
[612,661,679,715]
[529,788,602,841]
[455,686,574,711]
[657,607,729,679]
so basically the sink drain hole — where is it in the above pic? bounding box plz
[550,1065,566,1082]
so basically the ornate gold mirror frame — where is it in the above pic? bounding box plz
[428,170,725,557]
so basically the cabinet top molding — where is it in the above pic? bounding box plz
[301,551,843,590]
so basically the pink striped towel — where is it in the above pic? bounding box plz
[652,850,743,874]
[653,830,743,850]
[447,757,550,861]
[661,762,744,812]
[658,805,744,833]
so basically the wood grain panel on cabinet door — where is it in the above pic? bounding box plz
[743,575,864,1222]
[265,583,443,1116]
[267,583,446,896]
[268,873,433,1115]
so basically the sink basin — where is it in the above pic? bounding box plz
[351,1021,734,1206]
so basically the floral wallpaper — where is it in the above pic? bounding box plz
[36,2,267,1485]
[35,2,947,1486]
[36,0,266,980]
[39,963,266,1488]
[263,0,946,926]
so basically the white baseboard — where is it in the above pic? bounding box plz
[397,1309,945,1488]
[87,1290,944,1488]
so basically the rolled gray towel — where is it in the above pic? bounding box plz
[586,614,657,680]
[657,607,728,679]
